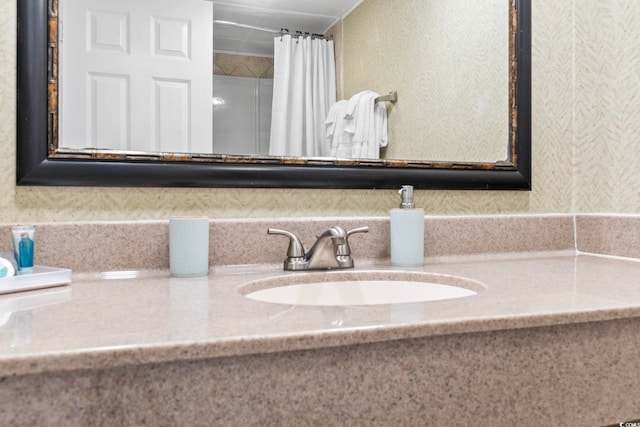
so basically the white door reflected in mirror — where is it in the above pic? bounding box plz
[59,0,213,153]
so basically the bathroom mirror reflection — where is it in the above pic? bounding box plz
[16,0,530,189]
[56,0,508,163]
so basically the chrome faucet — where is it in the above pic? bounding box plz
[268,226,369,271]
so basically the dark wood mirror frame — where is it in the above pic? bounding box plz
[16,0,530,190]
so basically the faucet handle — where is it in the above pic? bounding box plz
[341,227,369,252]
[268,228,311,270]
[267,228,305,258]
[334,226,369,268]
[346,226,369,237]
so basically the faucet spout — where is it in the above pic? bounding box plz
[305,226,348,270]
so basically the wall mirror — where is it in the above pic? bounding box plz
[17,0,530,189]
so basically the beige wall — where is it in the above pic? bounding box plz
[343,0,509,163]
[0,0,637,223]
[572,0,640,212]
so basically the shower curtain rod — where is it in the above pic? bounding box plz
[214,20,331,40]
[214,20,280,34]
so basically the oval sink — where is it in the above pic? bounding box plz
[239,271,486,306]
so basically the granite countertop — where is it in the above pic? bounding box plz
[0,251,639,377]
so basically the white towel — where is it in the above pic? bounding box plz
[377,101,388,148]
[372,100,388,156]
[342,90,368,121]
[325,90,389,159]
[325,100,348,139]
[326,100,353,157]
[351,92,378,155]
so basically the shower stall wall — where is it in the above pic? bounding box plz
[212,74,273,155]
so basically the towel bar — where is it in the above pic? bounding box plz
[374,91,398,104]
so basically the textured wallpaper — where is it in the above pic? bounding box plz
[3,0,637,223]
[213,53,274,79]
[572,0,640,212]
[343,0,509,163]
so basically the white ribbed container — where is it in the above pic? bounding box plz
[390,208,424,267]
[169,217,210,278]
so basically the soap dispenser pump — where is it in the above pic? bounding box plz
[390,185,424,267]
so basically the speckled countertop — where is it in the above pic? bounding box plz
[1,249,640,377]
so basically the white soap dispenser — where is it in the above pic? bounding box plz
[390,185,424,267]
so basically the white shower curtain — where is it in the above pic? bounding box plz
[269,35,336,157]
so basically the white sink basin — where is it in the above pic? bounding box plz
[239,271,485,306]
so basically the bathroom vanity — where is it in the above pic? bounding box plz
[0,215,638,425]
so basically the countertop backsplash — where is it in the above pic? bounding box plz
[0,214,584,274]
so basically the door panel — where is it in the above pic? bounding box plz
[60,0,212,153]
